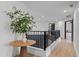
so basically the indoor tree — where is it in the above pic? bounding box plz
[6,6,35,41]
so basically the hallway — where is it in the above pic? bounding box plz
[49,39,76,57]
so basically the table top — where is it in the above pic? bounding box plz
[10,40,36,47]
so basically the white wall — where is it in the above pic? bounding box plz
[32,21,49,31]
[74,2,79,56]
[55,21,65,38]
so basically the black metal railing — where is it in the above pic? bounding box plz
[26,31,49,50]
[26,30,60,51]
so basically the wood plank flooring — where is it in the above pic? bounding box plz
[49,40,76,57]
[15,39,76,57]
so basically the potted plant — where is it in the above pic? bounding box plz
[6,6,35,41]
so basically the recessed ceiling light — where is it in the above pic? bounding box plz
[64,10,67,13]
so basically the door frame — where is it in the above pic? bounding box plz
[64,20,73,42]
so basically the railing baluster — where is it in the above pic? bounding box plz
[27,31,48,50]
[44,31,46,50]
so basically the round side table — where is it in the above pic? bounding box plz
[10,40,36,57]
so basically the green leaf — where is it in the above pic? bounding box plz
[6,6,35,33]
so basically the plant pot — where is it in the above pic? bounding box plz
[21,33,27,42]
[15,33,27,42]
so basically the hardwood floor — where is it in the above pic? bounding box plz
[49,39,76,57]
[15,39,76,57]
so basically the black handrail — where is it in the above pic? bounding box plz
[26,30,60,51]
[26,31,49,51]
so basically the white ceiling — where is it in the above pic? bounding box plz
[23,1,77,22]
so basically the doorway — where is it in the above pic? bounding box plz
[65,20,73,42]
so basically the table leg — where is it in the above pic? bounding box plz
[20,46,27,57]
